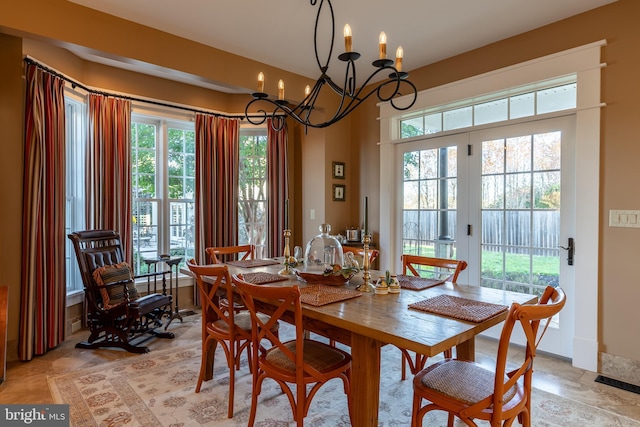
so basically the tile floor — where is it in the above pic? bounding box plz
[2,312,640,424]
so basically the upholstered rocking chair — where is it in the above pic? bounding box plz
[68,230,174,353]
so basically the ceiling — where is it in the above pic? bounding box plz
[67,0,616,93]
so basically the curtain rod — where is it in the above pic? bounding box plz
[23,57,277,121]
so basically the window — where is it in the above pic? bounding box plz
[238,129,268,258]
[65,95,86,294]
[131,116,195,275]
[399,81,577,139]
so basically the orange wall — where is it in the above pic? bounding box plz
[351,0,640,361]
[2,0,640,364]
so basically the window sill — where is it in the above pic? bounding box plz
[66,290,84,308]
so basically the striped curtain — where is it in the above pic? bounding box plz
[85,94,133,263]
[20,64,67,361]
[266,118,289,258]
[194,114,240,264]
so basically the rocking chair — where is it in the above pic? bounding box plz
[68,230,174,353]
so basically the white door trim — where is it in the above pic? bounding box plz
[380,41,605,371]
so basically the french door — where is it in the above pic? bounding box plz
[396,116,575,358]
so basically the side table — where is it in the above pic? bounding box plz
[143,256,184,329]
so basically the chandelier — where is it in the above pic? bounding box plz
[244,0,417,130]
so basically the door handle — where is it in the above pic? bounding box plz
[559,238,574,266]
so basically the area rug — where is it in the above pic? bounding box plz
[49,339,640,427]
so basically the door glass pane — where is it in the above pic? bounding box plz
[481,130,561,296]
[402,146,458,259]
[132,200,158,274]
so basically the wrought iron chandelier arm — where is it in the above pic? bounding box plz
[244,0,418,130]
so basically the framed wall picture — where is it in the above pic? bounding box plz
[332,161,345,179]
[333,184,346,201]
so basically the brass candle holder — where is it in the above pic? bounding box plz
[279,229,294,275]
[356,234,375,292]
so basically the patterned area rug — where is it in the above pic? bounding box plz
[49,335,640,427]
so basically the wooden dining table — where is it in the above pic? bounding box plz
[182,261,536,427]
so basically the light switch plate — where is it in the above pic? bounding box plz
[609,210,640,228]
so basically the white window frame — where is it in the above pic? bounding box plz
[131,108,195,276]
[65,92,86,304]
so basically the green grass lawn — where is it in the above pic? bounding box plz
[402,243,559,287]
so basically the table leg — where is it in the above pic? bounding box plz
[350,333,382,427]
[455,337,475,361]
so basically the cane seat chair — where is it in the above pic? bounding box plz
[233,276,353,427]
[400,254,469,379]
[68,230,174,353]
[411,286,566,427]
[186,261,280,418]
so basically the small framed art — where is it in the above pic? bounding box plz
[332,161,345,179]
[333,184,346,201]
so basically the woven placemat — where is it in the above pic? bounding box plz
[397,275,445,290]
[300,284,362,307]
[225,259,280,268]
[241,272,288,285]
[408,294,508,323]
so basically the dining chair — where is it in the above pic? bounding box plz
[205,244,256,313]
[206,244,255,264]
[411,285,566,427]
[399,254,469,380]
[342,246,380,268]
[233,275,353,427]
[186,261,279,418]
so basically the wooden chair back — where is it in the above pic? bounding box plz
[342,246,379,267]
[492,286,566,413]
[401,254,467,282]
[69,230,125,303]
[186,262,238,342]
[206,244,256,264]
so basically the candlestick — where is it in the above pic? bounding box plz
[279,229,293,275]
[356,233,375,292]
[379,32,387,59]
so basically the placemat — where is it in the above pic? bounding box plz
[225,259,280,268]
[300,284,362,307]
[397,275,445,290]
[241,272,288,285]
[408,294,508,323]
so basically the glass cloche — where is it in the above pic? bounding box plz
[303,224,344,273]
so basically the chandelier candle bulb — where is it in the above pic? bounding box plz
[379,32,387,59]
[258,72,264,93]
[344,24,352,52]
[278,79,285,100]
[395,46,403,72]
